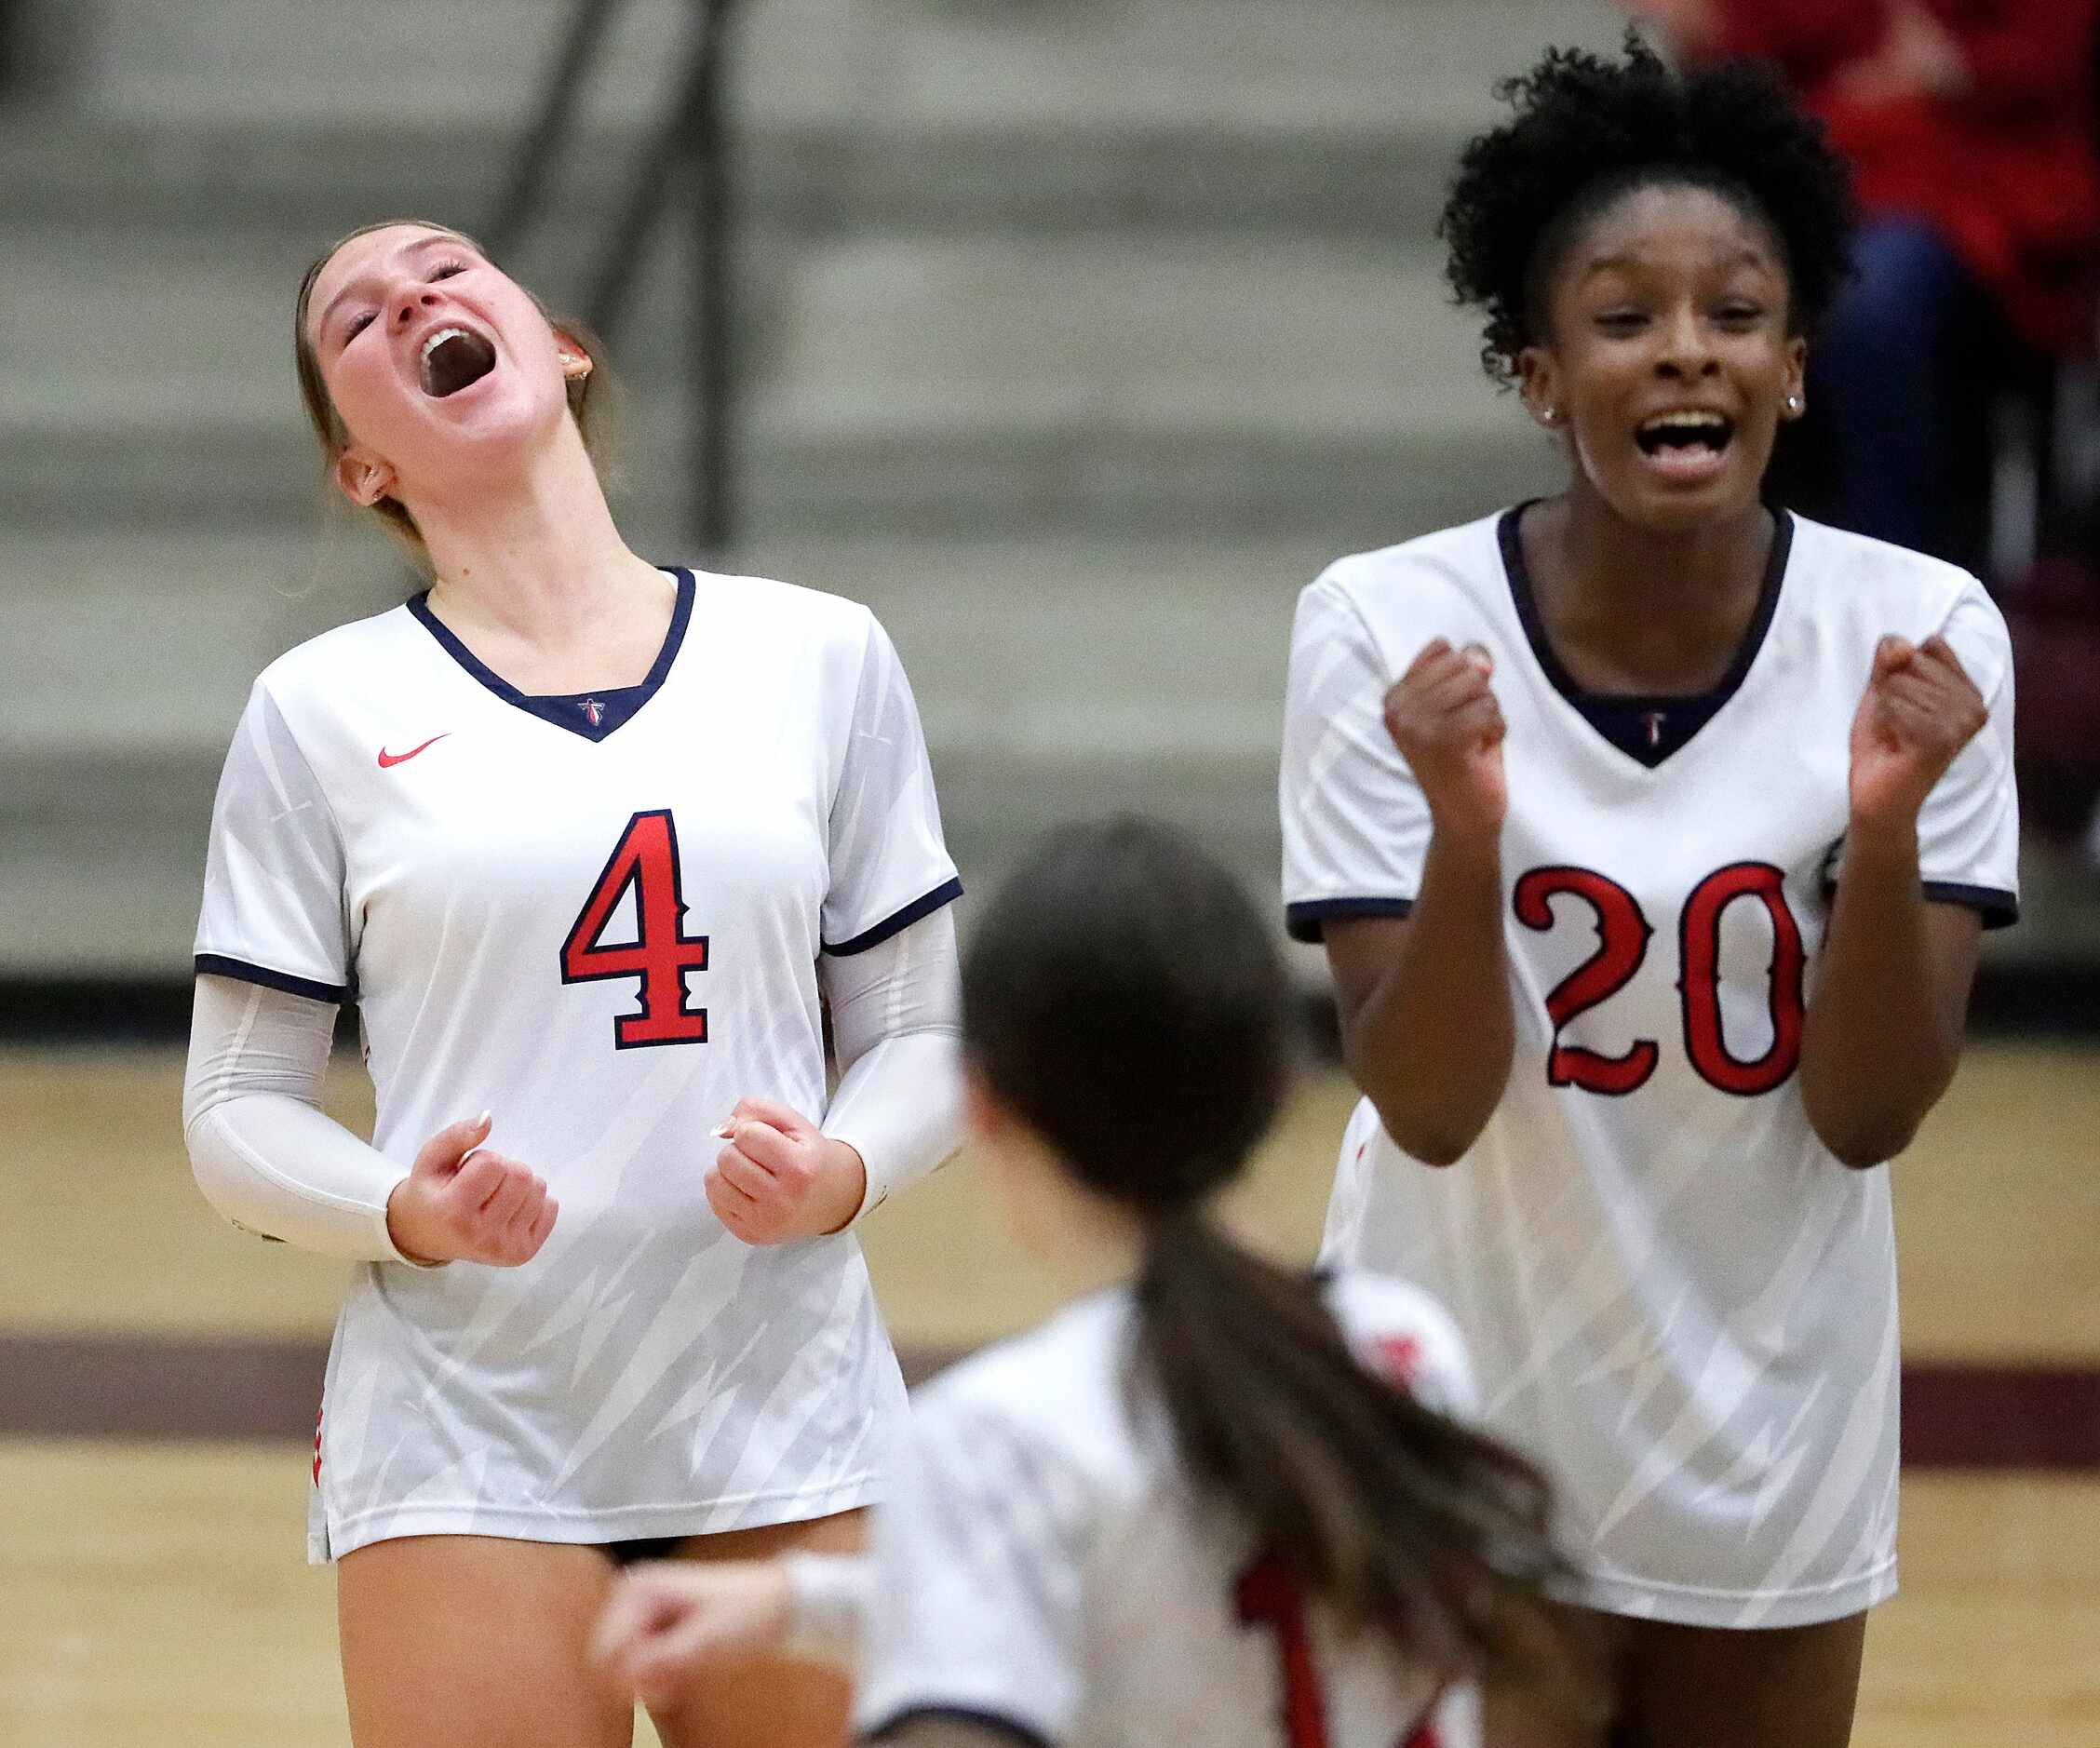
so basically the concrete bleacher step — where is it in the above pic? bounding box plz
[73,0,1625,134]
[0,531,403,763]
[13,519,2095,980]
[0,222,1559,545]
[0,99,1492,247]
[0,531,404,977]
[16,0,1628,236]
[66,0,2095,992]
[739,235,1556,545]
[0,528,1327,975]
[12,518,2088,980]
[0,216,797,529]
[3,0,1628,546]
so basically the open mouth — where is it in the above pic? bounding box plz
[419,327,498,398]
[1636,410,1735,462]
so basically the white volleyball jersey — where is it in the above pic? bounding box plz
[855,1271,1484,1748]
[195,567,960,1562]
[1280,507,2018,1628]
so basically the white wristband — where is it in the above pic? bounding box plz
[184,973,429,1265]
[780,1550,871,1659]
[825,1029,964,1222]
[820,906,963,1223]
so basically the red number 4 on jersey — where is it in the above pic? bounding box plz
[560,810,711,1048]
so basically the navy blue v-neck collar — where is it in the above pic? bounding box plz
[1499,504,1791,769]
[408,568,695,742]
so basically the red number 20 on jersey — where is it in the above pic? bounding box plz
[1514,861,1807,1097]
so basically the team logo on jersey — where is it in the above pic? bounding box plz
[578,698,605,727]
[377,733,451,769]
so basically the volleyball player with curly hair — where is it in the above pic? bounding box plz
[1281,38,2017,1746]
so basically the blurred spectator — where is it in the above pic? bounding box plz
[2001,554,2100,855]
[1627,1,2100,570]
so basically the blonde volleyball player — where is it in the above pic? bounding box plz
[183,221,963,1748]
[593,818,1583,1747]
[1280,40,2017,1748]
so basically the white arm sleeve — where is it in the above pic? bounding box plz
[820,906,964,1224]
[182,974,424,1264]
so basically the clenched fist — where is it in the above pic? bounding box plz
[592,1560,793,1709]
[1849,634,1987,835]
[707,1097,868,1244]
[384,1111,558,1267]
[1383,638,1507,841]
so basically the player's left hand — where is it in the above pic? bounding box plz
[706,1097,868,1244]
[591,1559,792,1708]
[1847,634,1987,834]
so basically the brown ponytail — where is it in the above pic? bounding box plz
[962,817,1585,1703]
[1134,1210,1571,1683]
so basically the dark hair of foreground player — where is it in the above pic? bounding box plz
[959,816,1575,1688]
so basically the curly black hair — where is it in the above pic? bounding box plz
[1440,34,1857,383]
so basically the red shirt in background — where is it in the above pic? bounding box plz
[1703,0,2100,353]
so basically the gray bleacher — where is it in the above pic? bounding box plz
[4,0,2092,988]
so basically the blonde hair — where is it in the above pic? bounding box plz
[292,219,611,567]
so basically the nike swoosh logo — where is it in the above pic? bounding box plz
[377,733,451,769]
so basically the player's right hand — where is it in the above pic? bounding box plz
[1382,638,1507,839]
[591,1560,792,1708]
[384,1111,557,1268]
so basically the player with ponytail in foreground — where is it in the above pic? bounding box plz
[595,818,1581,1746]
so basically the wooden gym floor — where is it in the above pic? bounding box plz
[2,1040,2096,1745]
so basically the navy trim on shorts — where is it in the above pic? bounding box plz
[1285,895,1417,943]
[603,1533,690,1568]
[863,1705,1054,1747]
[407,567,694,742]
[1922,881,2020,930]
[823,877,964,957]
[195,954,352,1006]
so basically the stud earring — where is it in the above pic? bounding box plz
[1543,406,1560,424]
[1785,394,1803,414]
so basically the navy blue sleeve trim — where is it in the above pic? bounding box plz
[1921,882,2020,930]
[862,1704,1054,1747]
[195,954,352,1006]
[824,876,964,957]
[1285,895,1417,944]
